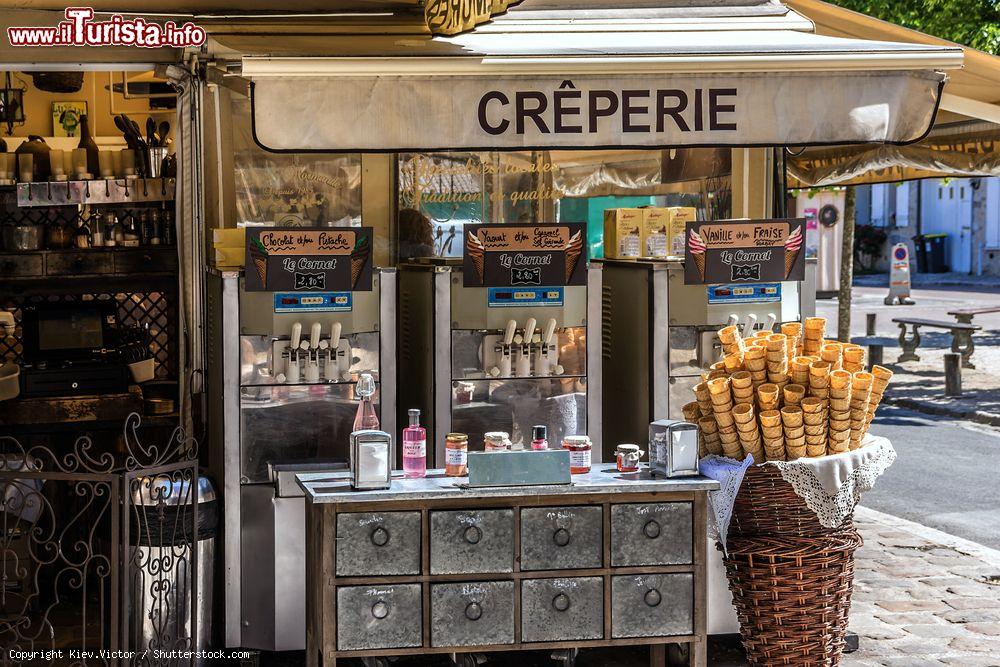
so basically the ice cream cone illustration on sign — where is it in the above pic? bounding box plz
[467,232,486,284]
[350,234,371,289]
[784,225,803,278]
[564,230,583,282]
[688,228,707,281]
[249,237,268,287]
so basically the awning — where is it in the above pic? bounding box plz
[240,2,961,153]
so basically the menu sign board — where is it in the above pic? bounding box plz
[245,226,373,292]
[463,223,587,287]
[684,219,805,285]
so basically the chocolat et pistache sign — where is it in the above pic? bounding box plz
[463,223,586,288]
[684,219,805,285]
[245,227,373,292]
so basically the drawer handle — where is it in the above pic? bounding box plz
[371,600,389,620]
[644,589,662,608]
[552,528,571,547]
[552,593,571,612]
[370,526,391,547]
[464,602,482,621]
[464,525,482,545]
[643,520,661,539]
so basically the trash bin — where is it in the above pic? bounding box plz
[912,233,948,273]
[130,473,217,660]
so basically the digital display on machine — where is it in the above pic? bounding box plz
[273,292,353,313]
[707,283,781,304]
[487,287,564,308]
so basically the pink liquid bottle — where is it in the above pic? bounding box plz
[402,409,427,478]
[353,373,380,431]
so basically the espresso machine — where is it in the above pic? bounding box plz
[599,256,816,455]
[398,227,600,462]
[206,265,396,651]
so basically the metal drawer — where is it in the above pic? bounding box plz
[336,584,422,651]
[115,248,177,274]
[611,502,693,567]
[611,573,693,639]
[521,577,604,643]
[46,251,113,276]
[431,581,515,647]
[335,511,421,576]
[520,506,603,571]
[0,253,42,278]
[430,509,514,574]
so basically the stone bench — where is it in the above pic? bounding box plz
[947,307,1000,325]
[891,317,981,369]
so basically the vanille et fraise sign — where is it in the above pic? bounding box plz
[7,7,206,48]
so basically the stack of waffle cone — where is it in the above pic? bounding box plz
[821,343,844,371]
[842,344,866,374]
[730,371,754,406]
[760,409,785,461]
[694,382,714,419]
[802,397,828,457]
[683,402,709,457]
[733,403,765,462]
[723,353,745,374]
[765,334,789,387]
[718,325,745,359]
[803,317,826,355]
[849,372,873,450]
[783,383,806,407]
[757,382,780,412]
[699,417,723,456]
[709,377,742,460]
[864,366,894,437]
[827,370,853,455]
[744,347,767,390]
[808,360,831,399]
[781,322,804,358]
[790,356,813,385]
[781,406,806,459]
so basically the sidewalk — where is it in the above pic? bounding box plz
[845,506,1000,667]
[853,272,1000,291]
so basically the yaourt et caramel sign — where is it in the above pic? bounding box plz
[684,219,806,285]
[463,223,587,288]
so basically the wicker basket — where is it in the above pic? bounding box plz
[723,465,862,666]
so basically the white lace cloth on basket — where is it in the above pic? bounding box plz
[765,435,896,529]
[699,453,755,554]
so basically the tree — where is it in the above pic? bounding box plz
[827,0,1000,54]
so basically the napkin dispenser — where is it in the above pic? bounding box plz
[350,429,392,490]
[649,420,700,478]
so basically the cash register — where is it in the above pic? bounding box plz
[19,301,129,397]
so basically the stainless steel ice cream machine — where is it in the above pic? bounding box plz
[206,266,396,651]
[397,257,601,461]
[598,257,816,451]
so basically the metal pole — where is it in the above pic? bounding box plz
[944,353,962,396]
[866,313,877,336]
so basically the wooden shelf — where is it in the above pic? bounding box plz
[0,246,178,283]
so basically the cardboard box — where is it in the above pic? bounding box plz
[642,207,671,258]
[668,207,698,257]
[603,208,644,259]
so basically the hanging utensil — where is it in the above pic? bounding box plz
[158,121,170,146]
[146,117,156,147]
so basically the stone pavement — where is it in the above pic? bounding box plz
[854,272,1000,290]
[845,506,1000,667]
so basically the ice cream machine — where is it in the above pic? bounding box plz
[599,257,816,453]
[397,224,600,459]
[206,262,396,651]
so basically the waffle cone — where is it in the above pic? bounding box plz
[724,354,745,373]
[805,424,827,437]
[682,402,701,422]
[786,443,807,460]
[783,384,806,406]
[828,440,850,455]
[714,410,735,428]
[722,441,744,460]
[730,371,752,389]
[872,365,893,393]
[693,252,706,280]
[780,406,803,428]
[694,382,711,401]
[741,438,764,462]
[762,425,783,440]
[785,426,804,440]
[759,410,781,427]
[830,397,851,412]
[806,444,827,458]
[698,417,718,434]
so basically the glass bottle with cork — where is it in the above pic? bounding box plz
[402,409,426,478]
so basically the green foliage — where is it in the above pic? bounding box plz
[827,0,1000,54]
[854,223,888,271]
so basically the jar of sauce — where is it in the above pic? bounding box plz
[445,433,469,477]
[562,436,592,474]
[615,444,644,473]
[484,432,512,451]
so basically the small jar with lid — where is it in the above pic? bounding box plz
[562,435,592,474]
[445,433,469,477]
[484,431,512,452]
